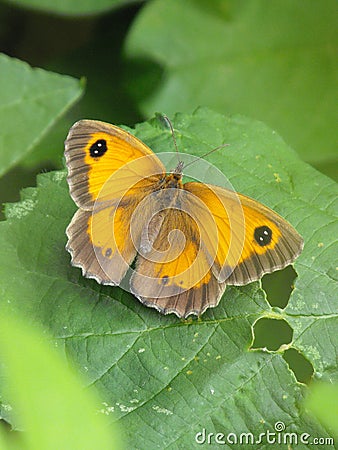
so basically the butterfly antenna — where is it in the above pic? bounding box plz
[163,115,180,164]
[183,143,230,170]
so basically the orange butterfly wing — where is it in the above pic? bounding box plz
[184,182,304,285]
[65,120,165,208]
[65,120,165,284]
[130,201,225,317]
[131,181,303,318]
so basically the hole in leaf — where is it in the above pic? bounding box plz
[283,348,314,384]
[261,265,298,308]
[251,318,293,351]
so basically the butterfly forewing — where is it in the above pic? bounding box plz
[65,119,165,209]
[184,182,304,285]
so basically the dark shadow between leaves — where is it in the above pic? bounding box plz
[0,164,55,221]
[123,57,164,110]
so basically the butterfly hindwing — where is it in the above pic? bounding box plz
[130,205,225,317]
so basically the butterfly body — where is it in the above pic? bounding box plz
[65,119,303,318]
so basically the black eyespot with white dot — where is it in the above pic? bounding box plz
[254,226,272,247]
[105,248,112,257]
[90,139,107,158]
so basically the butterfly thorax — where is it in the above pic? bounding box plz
[159,161,184,190]
[161,172,183,189]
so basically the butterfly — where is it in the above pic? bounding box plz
[65,118,303,318]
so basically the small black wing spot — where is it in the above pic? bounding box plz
[254,226,272,247]
[161,275,169,285]
[90,139,107,158]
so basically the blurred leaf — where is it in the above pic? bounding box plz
[0,53,83,177]
[0,109,336,447]
[2,0,141,16]
[125,0,338,170]
[306,382,338,439]
[0,313,122,450]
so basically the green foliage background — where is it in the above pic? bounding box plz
[0,0,337,448]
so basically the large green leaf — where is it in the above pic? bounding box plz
[0,53,83,177]
[125,0,338,170]
[0,109,336,447]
